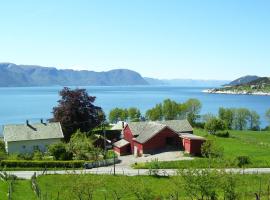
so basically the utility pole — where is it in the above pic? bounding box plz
[113,152,116,175]
[103,123,106,153]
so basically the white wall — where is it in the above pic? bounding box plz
[7,138,61,154]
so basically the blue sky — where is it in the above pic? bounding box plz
[0,0,269,80]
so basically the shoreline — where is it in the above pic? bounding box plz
[202,89,270,96]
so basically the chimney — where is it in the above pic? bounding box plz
[26,120,29,126]
[40,119,43,124]
[122,121,125,129]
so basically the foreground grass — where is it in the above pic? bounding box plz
[0,179,36,200]
[37,174,270,199]
[1,173,270,199]
[134,129,270,169]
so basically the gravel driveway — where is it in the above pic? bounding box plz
[116,151,193,168]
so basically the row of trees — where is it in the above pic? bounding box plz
[109,107,141,123]
[108,98,202,125]
[203,107,270,134]
[218,107,261,130]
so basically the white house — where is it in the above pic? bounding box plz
[3,120,64,153]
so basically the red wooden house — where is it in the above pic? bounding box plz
[113,120,205,156]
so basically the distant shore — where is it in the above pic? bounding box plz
[202,89,270,96]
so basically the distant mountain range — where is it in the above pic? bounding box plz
[0,63,148,86]
[224,75,260,86]
[144,77,229,87]
[0,62,229,87]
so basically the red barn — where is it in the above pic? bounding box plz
[113,120,205,156]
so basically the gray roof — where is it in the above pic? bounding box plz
[127,120,192,144]
[113,139,130,148]
[159,119,193,133]
[180,133,205,140]
[3,122,64,142]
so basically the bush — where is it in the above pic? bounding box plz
[201,140,224,159]
[0,140,6,153]
[235,156,251,167]
[215,131,230,138]
[0,160,85,168]
[205,118,226,134]
[48,143,73,161]
[32,150,43,160]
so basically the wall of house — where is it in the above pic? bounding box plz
[141,127,180,154]
[113,145,131,156]
[190,139,205,155]
[123,126,135,153]
[182,138,205,155]
[7,138,61,154]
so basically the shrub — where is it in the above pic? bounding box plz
[235,156,251,167]
[205,117,226,134]
[18,153,33,160]
[215,131,230,138]
[0,160,85,168]
[32,150,43,160]
[104,150,117,159]
[201,140,224,159]
[48,143,73,161]
[0,140,6,153]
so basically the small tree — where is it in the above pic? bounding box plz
[52,87,105,141]
[266,109,270,126]
[109,108,128,123]
[128,107,141,122]
[204,117,226,134]
[248,110,260,130]
[48,142,72,160]
[67,130,94,160]
[182,98,202,125]
[201,140,224,159]
[145,103,163,121]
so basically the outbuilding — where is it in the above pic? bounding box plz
[181,133,206,155]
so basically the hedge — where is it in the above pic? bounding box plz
[0,160,85,168]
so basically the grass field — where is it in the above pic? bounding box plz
[1,173,270,199]
[134,129,270,169]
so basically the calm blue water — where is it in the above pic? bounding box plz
[0,86,270,128]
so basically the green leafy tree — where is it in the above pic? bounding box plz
[182,98,202,125]
[266,109,270,126]
[145,103,163,121]
[52,87,105,141]
[162,99,179,120]
[219,107,234,129]
[201,140,224,158]
[67,130,94,160]
[233,108,250,130]
[109,108,128,123]
[48,142,73,160]
[204,117,226,134]
[248,110,260,130]
[128,107,141,122]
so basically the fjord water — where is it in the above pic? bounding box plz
[0,86,270,128]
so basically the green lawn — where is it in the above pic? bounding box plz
[1,173,270,199]
[0,180,36,200]
[36,174,270,199]
[134,129,270,169]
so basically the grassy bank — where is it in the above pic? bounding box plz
[134,129,270,169]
